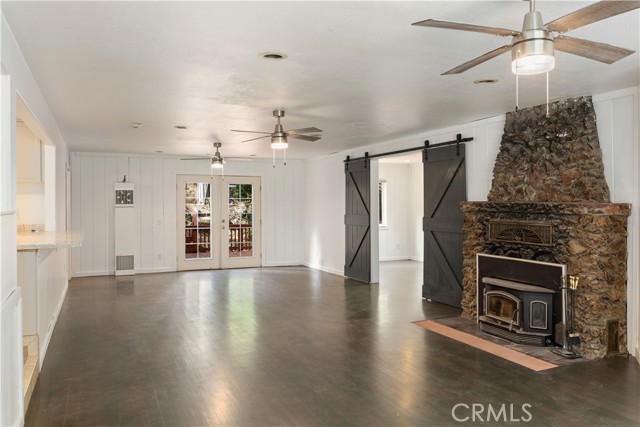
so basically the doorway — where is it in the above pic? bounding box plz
[176,175,261,271]
[377,152,424,290]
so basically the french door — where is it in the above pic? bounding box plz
[177,175,261,271]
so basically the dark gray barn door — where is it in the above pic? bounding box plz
[423,145,466,307]
[344,158,371,282]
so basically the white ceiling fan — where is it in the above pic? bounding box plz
[412,0,640,75]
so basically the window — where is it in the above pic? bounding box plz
[378,180,387,226]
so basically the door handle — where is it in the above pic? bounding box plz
[222,226,226,229]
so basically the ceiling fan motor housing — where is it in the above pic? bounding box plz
[511,11,555,75]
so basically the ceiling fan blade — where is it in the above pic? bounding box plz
[180,157,211,161]
[546,1,640,34]
[412,19,519,37]
[286,127,323,134]
[555,35,635,64]
[225,157,255,162]
[441,44,512,75]
[289,134,322,142]
[241,135,270,143]
[230,130,272,135]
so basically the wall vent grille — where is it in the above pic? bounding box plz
[116,255,134,271]
[606,319,620,355]
[488,221,553,246]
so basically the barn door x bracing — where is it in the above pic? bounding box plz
[423,145,466,307]
[344,158,371,282]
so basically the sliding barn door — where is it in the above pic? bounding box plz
[344,158,371,282]
[423,145,466,307]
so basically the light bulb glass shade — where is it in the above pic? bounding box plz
[511,31,555,75]
[271,135,288,149]
[512,54,555,75]
[211,157,224,169]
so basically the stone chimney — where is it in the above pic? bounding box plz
[460,96,631,359]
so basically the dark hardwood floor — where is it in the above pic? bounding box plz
[26,261,639,426]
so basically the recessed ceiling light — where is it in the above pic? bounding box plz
[130,122,142,129]
[174,125,187,130]
[474,79,499,85]
[155,150,163,153]
[261,52,287,61]
[249,154,257,157]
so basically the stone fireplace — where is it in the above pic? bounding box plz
[461,96,631,359]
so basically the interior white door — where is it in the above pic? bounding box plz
[221,176,261,269]
[177,175,220,271]
[177,175,261,271]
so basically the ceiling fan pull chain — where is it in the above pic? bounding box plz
[546,70,550,117]
[284,148,287,166]
[515,61,519,112]
[272,148,276,168]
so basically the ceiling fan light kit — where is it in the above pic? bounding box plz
[413,0,640,76]
[511,11,555,75]
[231,108,322,166]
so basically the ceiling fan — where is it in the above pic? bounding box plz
[412,0,640,75]
[231,109,322,150]
[181,141,238,170]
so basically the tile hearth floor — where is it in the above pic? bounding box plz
[426,316,590,367]
[25,262,639,426]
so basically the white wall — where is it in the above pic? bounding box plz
[379,163,411,261]
[1,12,70,426]
[593,88,640,361]
[303,88,639,358]
[409,163,423,262]
[70,153,304,276]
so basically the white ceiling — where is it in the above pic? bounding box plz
[2,1,639,160]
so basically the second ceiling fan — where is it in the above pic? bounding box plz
[231,109,322,150]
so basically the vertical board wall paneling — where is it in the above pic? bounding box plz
[128,158,141,272]
[139,158,154,270]
[79,157,93,273]
[104,157,117,274]
[92,157,107,273]
[152,159,164,269]
[70,154,81,275]
[163,159,176,271]
[71,155,305,276]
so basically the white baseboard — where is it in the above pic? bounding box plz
[410,256,424,262]
[72,270,112,278]
[303,263,344,277]
[262,261,303,267]
[135,267,175,275]
[379,256,411,262]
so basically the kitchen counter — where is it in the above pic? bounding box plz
[17,230,84,250]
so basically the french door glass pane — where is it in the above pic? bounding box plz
[185,182,212,260]
[228,183,253,258]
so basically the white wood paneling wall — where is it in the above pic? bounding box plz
[70,154,304,276]
[594,88,640,360]
[303,87,639,357]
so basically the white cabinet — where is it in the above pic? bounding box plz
[0,288,25,427]
[17,248,67,367]
[16,122,42,183]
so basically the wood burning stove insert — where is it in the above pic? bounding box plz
[477,254,566,347]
